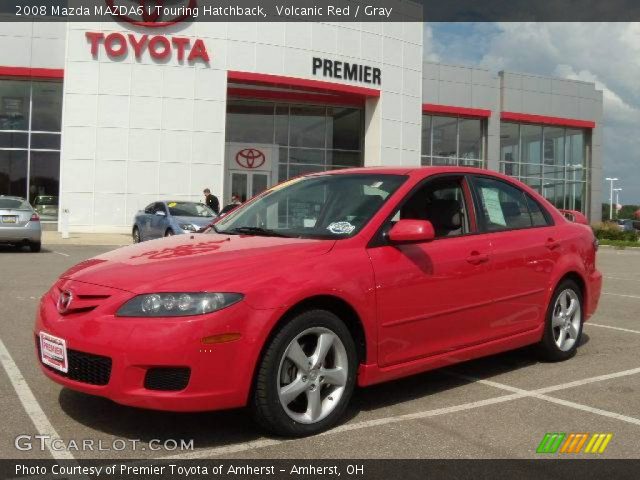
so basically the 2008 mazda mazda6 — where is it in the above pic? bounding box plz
[35,167,602,436]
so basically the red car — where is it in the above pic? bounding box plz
[35,167,602,436]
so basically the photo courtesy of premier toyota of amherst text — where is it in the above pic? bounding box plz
[0,0,639,479]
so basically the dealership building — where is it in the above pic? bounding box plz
[0,13,604,231]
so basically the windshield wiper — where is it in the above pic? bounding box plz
[222,226,291,238]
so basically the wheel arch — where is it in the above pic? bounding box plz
[555,271,587,309]
[272,295,367,365]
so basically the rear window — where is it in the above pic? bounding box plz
[34,196,58,206]
[0,198,28,209]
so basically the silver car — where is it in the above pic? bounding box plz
[0,196,42,252]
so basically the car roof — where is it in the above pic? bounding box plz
[309,166,521,182]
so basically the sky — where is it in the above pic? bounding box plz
[424,23,640,205]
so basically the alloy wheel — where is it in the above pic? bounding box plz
[277,327,348,424]
[552,289,581,351]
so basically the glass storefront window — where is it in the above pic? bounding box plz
[0,79,62,220]
[459,118,482,159]
[289,105,326,148]
[432,116,458,158]
[422,114,485,167]
[0,80,29,130]
[521,124,542,164]
[227,102,275,144]
[31,82,63,132]
[499,121,590,214]
[0,150,28,198]
[327,107,361,151]
[500,122,519,163]
[226,100,363,182]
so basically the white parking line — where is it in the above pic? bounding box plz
[454,367,640,427]
[602,292,640,300]
[603,276,640,282]
[164,366,640,460]
[52,251,70,257]
[588,323,640,335]
[0,338,74,460]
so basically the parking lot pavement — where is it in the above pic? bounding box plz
[1,245,639,459]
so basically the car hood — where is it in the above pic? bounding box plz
[60,233,335,293]
[172,215,214,227]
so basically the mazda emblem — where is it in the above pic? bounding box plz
[57,290,73,314]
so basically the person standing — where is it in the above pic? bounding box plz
[203,188,220,215]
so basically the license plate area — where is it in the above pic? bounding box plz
[2,215,17,223]
[39,332,68,373]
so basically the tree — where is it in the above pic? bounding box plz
[618,204,640,219]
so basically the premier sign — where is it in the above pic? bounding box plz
[85,32,210,63]
[312,57,381,85]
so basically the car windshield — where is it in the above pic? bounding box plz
[167,202,214,217]
[0,198,28,209]
[34,196,58,206]
[214,173,407,239]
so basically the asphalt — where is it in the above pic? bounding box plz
[0,243,639,459]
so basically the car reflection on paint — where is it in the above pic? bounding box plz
[131,200,216,243]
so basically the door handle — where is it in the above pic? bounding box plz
[466,252,489,265]
[546,238,561,250]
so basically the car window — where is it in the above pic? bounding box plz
[472,176,541,232]
[144,203,154,214]
[390,176,470,238]
[0,198,28,209]
[216,174,406,239]
[525,194,552,227]
[152,203,166,215]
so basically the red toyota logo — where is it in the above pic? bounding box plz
[106,0,198,27]
[235,149,266,169]
[57,290,73,314]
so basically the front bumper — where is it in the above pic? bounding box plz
[0,222,41,243]
[34,281,274,412]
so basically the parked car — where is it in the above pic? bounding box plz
[33,195,59,221]
[131,201,216,242]
[617,219,636,232]
[35,167,602,436]
[0,195,41,252]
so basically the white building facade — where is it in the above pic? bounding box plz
[0,13,603,232]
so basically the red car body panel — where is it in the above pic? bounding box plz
[35,167,602,410]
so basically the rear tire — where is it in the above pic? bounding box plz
[251,309,357,437]
[29,241,41,253]
[536,279,583,361]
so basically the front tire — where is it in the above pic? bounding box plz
[164,229,174,237]
[537,279,583,361]
[132,227,141,243]
[251,310,357,437]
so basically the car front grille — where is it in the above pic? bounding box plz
[37,337,112,386]
[144,367,191,391]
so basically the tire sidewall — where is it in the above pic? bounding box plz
[254,310,358,437]
[540,279,583,361]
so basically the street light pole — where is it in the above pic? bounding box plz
[605,177,619,220]
[614,188,622,212]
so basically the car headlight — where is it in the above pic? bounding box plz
[116,292,243,317]
[179,223,196,232]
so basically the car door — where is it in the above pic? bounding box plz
[469,175,558,338]
[138,203,155,238]
[148,202,168,239]
[368,175,496,367]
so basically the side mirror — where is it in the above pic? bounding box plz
[155,210,166,216]
[388,219,435,244]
